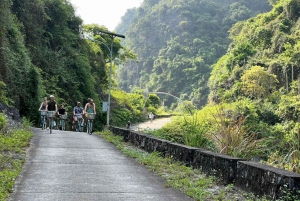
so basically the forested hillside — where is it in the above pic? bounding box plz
[116,0,271,108]
[0,0,129,128]
[205,0,300,172]
[141,0,300,174]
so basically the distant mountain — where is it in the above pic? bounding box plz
[116,0,271,108]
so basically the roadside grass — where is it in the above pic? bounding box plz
[97,130,268,201]
[0,117,33,201]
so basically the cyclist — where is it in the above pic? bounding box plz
[149,112,154,123]
[46,95,58,130]
[126,121,131,129]
[38,97,48,111]
[38,97,48,126]
[73,102,84,131]
[84,98,96,134]
[58,104,66,130]
[84,98,96,120]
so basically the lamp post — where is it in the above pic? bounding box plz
[87,30,125,126]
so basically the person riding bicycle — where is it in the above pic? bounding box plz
[84,98,96,121]
[58,104,66,130]
[46,95,58,130]
[84,98,96,134]
[126,121,131,129]
[38,97,48,111]
[73,102,84,131]
[38,97,48,126]
[149,112,154,123]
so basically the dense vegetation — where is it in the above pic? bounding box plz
[1,0,300,178]
[0,115,33,200]
[206,0,300,173]
[0,0,152,129]
[142,0,300,174]
[116,0,271,108]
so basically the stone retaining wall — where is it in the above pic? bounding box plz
[236,161,300,199]
[110,127,300,199]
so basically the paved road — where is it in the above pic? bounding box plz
[131,118,172,131]
[9,127,192,201]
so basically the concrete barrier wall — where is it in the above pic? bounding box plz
[109,127,300,199]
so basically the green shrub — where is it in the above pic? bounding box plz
[0,113,7,131]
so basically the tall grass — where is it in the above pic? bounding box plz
[182,114,213,149]
[0,115,33,200]
[208,105,264,159]
[266,123,300,173]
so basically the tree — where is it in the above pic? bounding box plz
[241,66,278,98]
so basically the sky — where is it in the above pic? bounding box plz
[69,0,143,31]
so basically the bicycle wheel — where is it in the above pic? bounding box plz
[50,118,52,134]
[41,116,45,130]
[87,120,90,134]
[41,116,44,130]
[42,116,46,130]
[78,119,82,132]
[62,120,65,131]
[89,120,93,135]
[43,117,47,130]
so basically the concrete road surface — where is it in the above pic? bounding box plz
[131,118,172,131]
[9,127,192,201]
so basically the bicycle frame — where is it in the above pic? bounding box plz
[41,115,47,130]
[47,111,56,134]
[49,117,53,134]
[86,113,95,135]
[87,119,93,135]
[59,114,67,131]
[60,119,65,131]
[75,114,83,132]
[40,110,47,130]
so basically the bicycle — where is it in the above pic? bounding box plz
[86,113,95,135]
[59,114,67,131]
[40,110,47,130]
[75,113,83,132]
[47,111,56,134]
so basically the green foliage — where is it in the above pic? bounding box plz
[241,66,278,98]
[207,0,300,172]
[110,89,145,126]
[181,115,213,149]
[0,114,33,200]
[208,106,265,159]
[146,118,186,144]
[0,114,7,131]
[265,122,300,173]
[277,184,300,201]
[145,94,160,108]
[0,0,138,129]
[0,82,11,106]
[117,0,271,109]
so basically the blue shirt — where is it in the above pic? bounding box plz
[73,106,83,114]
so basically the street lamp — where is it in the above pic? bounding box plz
[87,30,125,126]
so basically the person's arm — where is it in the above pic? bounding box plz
[45,103,48,111]
[84,104,87,114]
[55,104,58,113]
[38,102,43,110]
